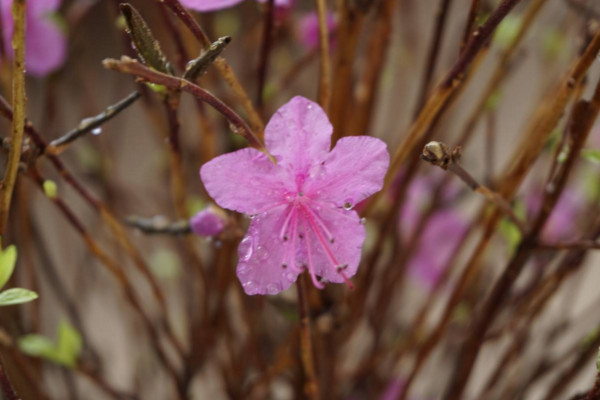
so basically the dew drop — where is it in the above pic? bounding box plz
[239,236,253,261]
[91,127,102,136]
[343,202,353,210]
[360,217,367,225]
[242,280,259,294]
[256,245,270,260]
[265,282,281,295]
[307,104,313,109]
[286,271,297,281]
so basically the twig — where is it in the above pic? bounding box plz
[315,0,331,110]
[296,275,320,400]
[460,0,481,52]
[413,0,453,117]
[0,0,27,236]
[45,92,141,155]
[256,0,275,109]
[102,56,267,152]
[369,0,525,215]
[421,141,526,233]
[536,240,600,250]
[0,351,18,400]
[442,75,600,400]
[158,0,265,134]
[125,216,191,235]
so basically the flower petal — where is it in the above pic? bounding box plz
[179,0,245,12]
[200,148,291,215]
[265,96,333,173]
[306,136,389,208]
[237,206,300,295]
[298,205,365,284]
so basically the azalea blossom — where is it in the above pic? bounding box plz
[398,175,467,289]
[200,96,389,295]
[297,11,337,50]
[180,0,294,13]
[189,207,226,237]
[1,0,67,76]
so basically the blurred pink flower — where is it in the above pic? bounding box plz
[200,96,389,295]
[297,11,337,50]
[180,0,294,13]
[399,176,468,289]
[190,207,226,237]
[1,0,67,76]
[526,188,581,242]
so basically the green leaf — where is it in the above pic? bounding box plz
[18,320,82,368]
[582,149,600,165]
[0,245,17,290]
[19,335,59,361]
[56,321,82,368]
[0,288,38,306]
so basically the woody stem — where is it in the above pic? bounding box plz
[296,275,320,400]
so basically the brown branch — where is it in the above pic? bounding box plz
[158,0,264,134]
[296,275,320,400]
[102,56,267,152]
[0,0,27,236]
[45,92,141,155]
[443,75,600,400]
[421,141,526,232]
[125,215,191,235]
[315,0,331,111]
[256,0,275,109]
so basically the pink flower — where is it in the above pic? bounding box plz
[190,207,226,237]
[180,0,294,13]
[1,0,67,76]
[297,11,337,50]
[526,188,581,242]
[398,176,468,289]
[200,96,389,295]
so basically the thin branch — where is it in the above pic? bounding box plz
[0,0,27,236]
[256,0,275,109]
[45,92,141,155]
[102,56,268,152]
[315,0,331,110]
[296,275,320,400]
[125,215,191,235]
[158,0,264,133]
[0,351,18,400]
[421,141,526,233]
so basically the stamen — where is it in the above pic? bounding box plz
[301,218,324,289]
[301,206,354,289]
[279,205,296,241]
[302,205,335,243]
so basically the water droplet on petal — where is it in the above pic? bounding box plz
[307,104,313,109]
[242,280,259,294]
[360,217,367,225]
[343,202,353,210]
[239,237,253,261]
[286,271,297,281]
[256,245,270,260]
[265,282,281,295]
[91,127,102,136]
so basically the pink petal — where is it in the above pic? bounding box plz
[200,148,292,215]
[265,96,333,174]
[298,204,365,284]
[1,0,67,76]
[297,11,337,50]
[179,0,245,12]
[306,136,389,208]
[29,0,61,15]
[237,206,300,295]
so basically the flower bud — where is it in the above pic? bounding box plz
[189,207,226,237]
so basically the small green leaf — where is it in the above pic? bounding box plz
[485,89,502,111]
[120,3,171,74]
[18,320,82,368]
[43,180,58,199]
[56,321,82,368]
[19,335,58,361]
[582,149,600,165]
[0,245,17,290]
[0,288,38,306]
[542,29,566,60]
[183,36,231,82]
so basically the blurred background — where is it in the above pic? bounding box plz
[0,0,599,399]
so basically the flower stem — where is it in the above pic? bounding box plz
[296,275,320,400]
